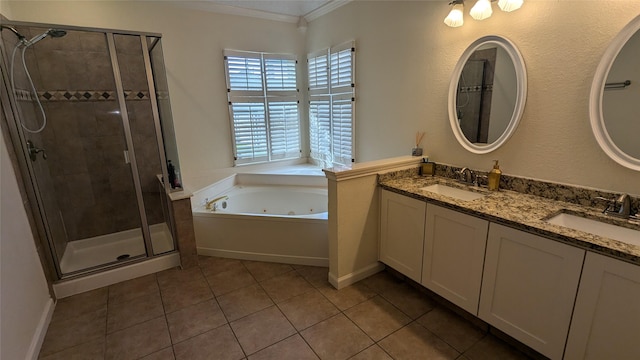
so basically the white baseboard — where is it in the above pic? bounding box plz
[26,298,55,360]
[328,262,385,289]
[198,247,329,267]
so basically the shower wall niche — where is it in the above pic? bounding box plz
[1,23,181,278]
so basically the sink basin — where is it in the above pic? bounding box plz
[420,184,486,201]
[546,212,640,246]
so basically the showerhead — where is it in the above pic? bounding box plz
[47,29,67,37]
[47,29,67,38]
[24,28,67,47]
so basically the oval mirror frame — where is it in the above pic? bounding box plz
[448,35,527,154]
[590,14,640,171]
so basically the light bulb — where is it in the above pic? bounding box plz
[498,0,523,12]
[444,3,464,28]
[470,0,493,20]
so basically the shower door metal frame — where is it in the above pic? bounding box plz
[106,33,154,258]
[0,21,178,281]
[140,35,176,244]
[0,35,61,284]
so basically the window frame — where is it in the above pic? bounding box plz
[224,50,301,166]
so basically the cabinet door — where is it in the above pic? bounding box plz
[422,204,488,315]
[479,224,585,360]
[565,252,640,360]
[379,190,426,282]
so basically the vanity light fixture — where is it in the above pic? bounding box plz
[498,0,523,12]
[470,0,492,20]
[445,0,524,27]
[444,0,465,27]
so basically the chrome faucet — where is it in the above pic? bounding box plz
[205,195,228,211]
[458,167,477,186]
[596,194,631,218]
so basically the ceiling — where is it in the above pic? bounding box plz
[170,0,347,23]
[208,0,331,17]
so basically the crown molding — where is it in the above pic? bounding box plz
[304,0,351,22]
[170,1,300,23]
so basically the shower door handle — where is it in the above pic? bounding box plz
[26,140,47,161]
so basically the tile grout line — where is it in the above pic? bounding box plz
[159,269,179,360]
[103,285,111,358]
[232,261,329,358]
[40,260,535,359]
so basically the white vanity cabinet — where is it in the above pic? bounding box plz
[379,190,426,282]
[564,252,640,360]
[478,223,585,360]
[421,204,488,315]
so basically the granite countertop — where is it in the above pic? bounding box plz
[379,174,640,265]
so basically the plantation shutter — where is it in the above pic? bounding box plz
[307,41,355,166]
[309,97,331,161]
[264,54,300,160]
[225,52,263,93]
[268,99,300,160]
[308,51,328,93]
[229,100,268,163]
[331,95,354,165]
[329,42,355,164]
[330,46,353,92]
[224,50,301,165]
[264,55,298,94]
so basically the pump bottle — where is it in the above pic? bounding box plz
[488,160,502,191]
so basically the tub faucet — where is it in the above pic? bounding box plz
[458,167,477,186]
[596,194,631,218]
[205,195,228,211]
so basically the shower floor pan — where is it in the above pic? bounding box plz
[59,223,174,274]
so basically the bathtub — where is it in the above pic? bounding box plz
[192,173,328,266]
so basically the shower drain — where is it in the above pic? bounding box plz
[116,254,131,261]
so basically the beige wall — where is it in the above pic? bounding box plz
[4,0,306,180]
[0,0,11,18]
[5,0,640,195]
[1,133,52,360]
[307,1,640,195]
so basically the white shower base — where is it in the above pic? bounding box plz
[59,223,174,274]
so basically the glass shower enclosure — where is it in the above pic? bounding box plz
[0,22,181,280]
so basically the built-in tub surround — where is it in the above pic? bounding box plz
[379,166,640,265]
[193,173,329,266]
[165,192,199,269]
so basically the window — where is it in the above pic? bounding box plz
[224,50,300,165]
[308,41,355,166]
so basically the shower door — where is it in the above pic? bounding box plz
[1,26,152,277]
[112,33,175,256]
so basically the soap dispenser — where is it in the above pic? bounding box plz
[488,160,502,191]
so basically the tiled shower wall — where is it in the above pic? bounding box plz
[9,27,164,245]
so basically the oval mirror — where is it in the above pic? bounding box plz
[448,35,527,154]
[590,14,640,171]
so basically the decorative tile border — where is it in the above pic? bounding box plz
[458,84,493,93]
[379,163,639,215]
[14,89,32,101]
[13,89,151,102]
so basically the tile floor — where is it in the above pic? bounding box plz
[38,256,536,360]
